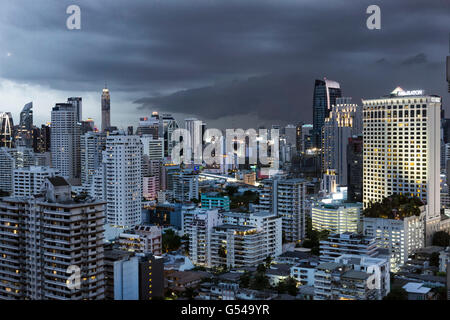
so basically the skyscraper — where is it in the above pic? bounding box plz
[0,112,14,148]
[80,131,106,186]
[68,97,82,123]
[101,87,111,132]
[105,132,143,227]
[258,178,307,242]
[312,78,342,148]
[347,136,363,202]
[50,103,81,181]
[322,97,362,184]
[16,102,33,148]
[0,177,106,300]
[362,87,441,245]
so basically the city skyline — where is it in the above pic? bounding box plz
[1,0,449,130]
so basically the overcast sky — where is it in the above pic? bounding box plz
[0,0,449,130]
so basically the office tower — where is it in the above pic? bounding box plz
[68,97,82,123]
[222,211,283,258]
[0,147,36,194]
[0,177,105,300]
[136,116,160,137]
[312,201,362,234]
[347,136,363,202]
[0,112,14,148]
[16,102,33,148]
[101,87,111,132]
[185,118,204,163]
[51,103,81,181]
[161,113,179,157]
[33,123,51,153]
[301,124,313,153]
[322,97,362,184]
[312,78,342,148]
[80,131,106,186]
[185,209,222,267]
[295,123,302,155]
[258,178,307,242]
[362,88,441,245]
[172,170,199,203]
[284,124,297,147]
[105,133,143,227]
[13,166,59,197]
[319,232,378,263]
[140,135,164,161]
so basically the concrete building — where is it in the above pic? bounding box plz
[222,211,283,258]
[319,232,378,263]
[141,135,164,161]
[119,225,162,255]
[143,176,158,200]
[51,103,80,182]
[312,200,362,234]
[0,177,106,300]
[13,165,59,197]
[0,147,36,194]
[80,131,106,186]
[258,178,307,242]
[322,97,362,184]
[362,88,441,245]
[363,209,425,272]
[185,209,222,267]
[105,133,143,228]
[201,192,230,211]
[172,170,199,203]
[0,112,14,148]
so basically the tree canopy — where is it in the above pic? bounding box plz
[364,194,423,219]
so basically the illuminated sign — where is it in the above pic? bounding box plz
[396,90,423,96]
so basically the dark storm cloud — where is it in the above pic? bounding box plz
[1,0,449,127]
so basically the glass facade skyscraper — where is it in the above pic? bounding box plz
[312,78,342,148]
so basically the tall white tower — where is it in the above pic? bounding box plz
[105,132,143,227]
[51,103,80,182]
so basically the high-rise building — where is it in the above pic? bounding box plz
[362,88,441,245]
[446,55,450,93]
[258,178,307,242]
[140,135,164,161]
[68,97,82,123]
[33,123,51,153]
[16,102,33,148]
[312,78,342,148]
[136,116,159,137]
[0,112,14,148]
[51,103,81,182]
[13,165,59,197]
[347,136,363,202]
[301,124,314,153]
[0,177,106,300]
[172,170,199,203]
[101,87,111,132]
[161,113,179,158]
[105,133,143,227]
[80,131,106,186]
[185,118,204,163]
[322,97,362,184]
[0,147,36,194]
